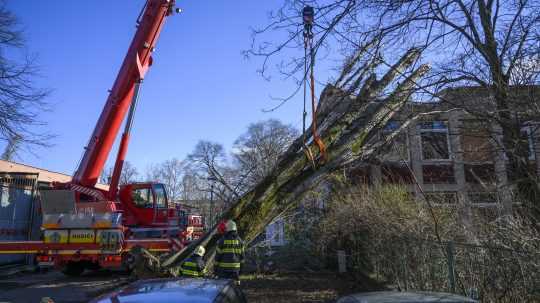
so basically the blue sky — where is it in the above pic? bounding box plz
[6,1,334,176]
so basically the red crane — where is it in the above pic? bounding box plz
[56,0,188,230]
[0,0,206,276]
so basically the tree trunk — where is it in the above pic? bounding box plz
[130,48,430,278]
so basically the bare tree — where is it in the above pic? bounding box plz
[1,134,20,161]
[100,161,139,185]
[186,140,243,203]
[179,172,206,201]
[247,0,540,220]
[0,2,52,152]
[233,119,299,187]
[145,158,185,201]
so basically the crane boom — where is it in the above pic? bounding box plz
[73,0,175,188]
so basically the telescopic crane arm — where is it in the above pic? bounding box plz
[72,0,177,190]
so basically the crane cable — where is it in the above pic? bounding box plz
[302,31,316,168]
[302,6,327,167]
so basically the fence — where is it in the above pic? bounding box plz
[0,173,39,265]
[365,237,540,302]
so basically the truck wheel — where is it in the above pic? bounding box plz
[61,262,85,277]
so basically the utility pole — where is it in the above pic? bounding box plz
[207,176,218,228]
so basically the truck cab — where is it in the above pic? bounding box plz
[119,183,179,229]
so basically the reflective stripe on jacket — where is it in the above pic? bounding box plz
[180,255,205,277]
[215,231,244,273]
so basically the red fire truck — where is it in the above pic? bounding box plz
[0,0,205,276]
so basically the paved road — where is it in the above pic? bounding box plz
[0,270,131,303]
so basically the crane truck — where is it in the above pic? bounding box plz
[0,0,205,276]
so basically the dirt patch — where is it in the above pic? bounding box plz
[240,271,385,303]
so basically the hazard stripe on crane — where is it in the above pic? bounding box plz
[70,184,106,201]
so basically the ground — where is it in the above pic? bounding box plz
[0,268,382,303]
[241,271,384,303]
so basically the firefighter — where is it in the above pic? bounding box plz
[180,245,206,278]
[215,220,244,283]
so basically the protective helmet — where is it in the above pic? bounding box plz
[217,221,227,234]
[225,220,237,232]
[194,245,206,257]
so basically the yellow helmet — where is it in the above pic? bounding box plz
[194,245,206,257]
[226,220,237,232]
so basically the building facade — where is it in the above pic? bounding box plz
[353,86,540,217]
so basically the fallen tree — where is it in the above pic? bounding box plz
[131,46,430,278]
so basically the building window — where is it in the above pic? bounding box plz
[507,162,537,181]
[266,218,286,247]
[473,207,498,222]
[382,163,414,184]
[423,164,456,184]
[380,120,409,162]
[419,121,451,160]
[464,164,496,184]
[461,120,494,163]
[424,192,458,204]
[468,192,498,204]
[347,166,371,185]
[520,125,537,160]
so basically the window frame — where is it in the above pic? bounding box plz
[500,123,538,162]
[381,120,410,162]
[521,124,536,161]
[422,164,456,184]
[460,119,495,164]
[418,120,452,161]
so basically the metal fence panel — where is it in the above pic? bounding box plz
[0,173,37,265]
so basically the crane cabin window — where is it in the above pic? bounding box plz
[132,188,153,208]
[153,185,167,208]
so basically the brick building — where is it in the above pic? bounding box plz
[352,86,540,216]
